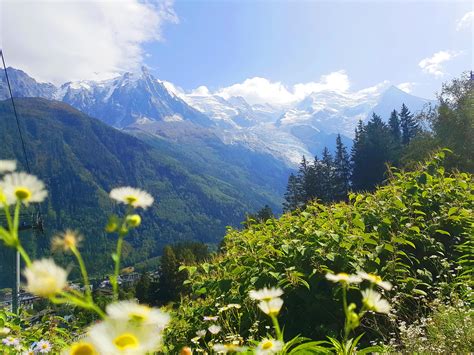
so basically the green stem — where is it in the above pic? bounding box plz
[111,207,133,301]
[342,285,350,344]
[17,244,31,267]
[270,314,283,341]
[13,200,20,235]
[71,246,92,301]
[56,292,106,318]
[112,233,125,301]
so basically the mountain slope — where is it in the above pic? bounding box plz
[0,98,285,282]
[56,67,213,128]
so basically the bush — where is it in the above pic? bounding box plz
[169,151,473,348]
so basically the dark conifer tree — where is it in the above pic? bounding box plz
[320,147,335,202]
[399,103,419,145]
[389,110,401,144]
[157,245,180,303]
[283,173,303,212]
[352,114,394,191]
[333,134,351,200]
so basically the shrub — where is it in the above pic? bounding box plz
[170,151,473,348]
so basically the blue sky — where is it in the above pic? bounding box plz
[3,0,472,101]
[143,0,472,99]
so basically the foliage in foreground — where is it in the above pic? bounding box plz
[172,151,473,350]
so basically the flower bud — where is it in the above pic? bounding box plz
[126,214,141,228]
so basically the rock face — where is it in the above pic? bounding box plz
[1,67,435,166]
[0,67,56,100]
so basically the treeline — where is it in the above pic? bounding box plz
[134,241,209,305]
[284,73,473,211]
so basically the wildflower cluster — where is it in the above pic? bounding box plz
[324,270,392,353]
[0,160,169,354]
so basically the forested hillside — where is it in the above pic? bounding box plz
[0,98,286,286]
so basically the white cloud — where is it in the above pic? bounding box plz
[216,77,294,105]
[293,70,350,100]
[0,0,177,84]
[456,11,474,31]
[191,85,211,96]
[418,50,461,78]
[396,82,416,93]
[213,70,351,105]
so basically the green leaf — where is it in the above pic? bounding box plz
[435,229,451,236]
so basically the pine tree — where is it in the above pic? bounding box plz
[399,103,419,145]
[351,114,394,191]
[333,134,351,200]
[135,272,151,304]
[158,245,180,303]
[283,173,303,211]
[320,147,335,202]
[388,109,401,144]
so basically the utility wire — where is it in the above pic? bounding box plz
[1,49,44,227]
[1,50,32,174]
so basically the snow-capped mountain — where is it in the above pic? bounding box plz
[1,67,435,166]
[0,67,56,100]
[55,67,213,128]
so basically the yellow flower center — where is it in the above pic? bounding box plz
[114,333,139,350]
[125,195,138,204]
[262,340,274,350]
[70,342,97,355]
[14,186,32,200]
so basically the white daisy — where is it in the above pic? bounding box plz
[325,272,362,284]
[361,289,391,314]
[0,172,47,206]
[357,271,392,290]
[36,339,52,353]
[2,336,20,346]
[258,298,284,316]
[23,259,68,297]
[208,324,221,335]
[0,160,16,174]
[249,287,283,301]
[256,339,283,354]
[106,301,170,330]
[196,329,206,338]
[109,187,154,209]
[88,320,162,354]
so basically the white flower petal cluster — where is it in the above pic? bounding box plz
[357,271,392,290]
[361,289,391,314]
[258,298,283,316]
[326,272,362,284]
[249,287,283,301]
[109,187,154,209]
[23,259,68,297]
[36,339,52,353]
[0,160,16,174]
[208,324,222,334]
[106,301,170,330]
[0,172,47,206]
[88,320,162,354]
[256,339,283,354]
[2,336,19,347]
[250,287,284,317]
